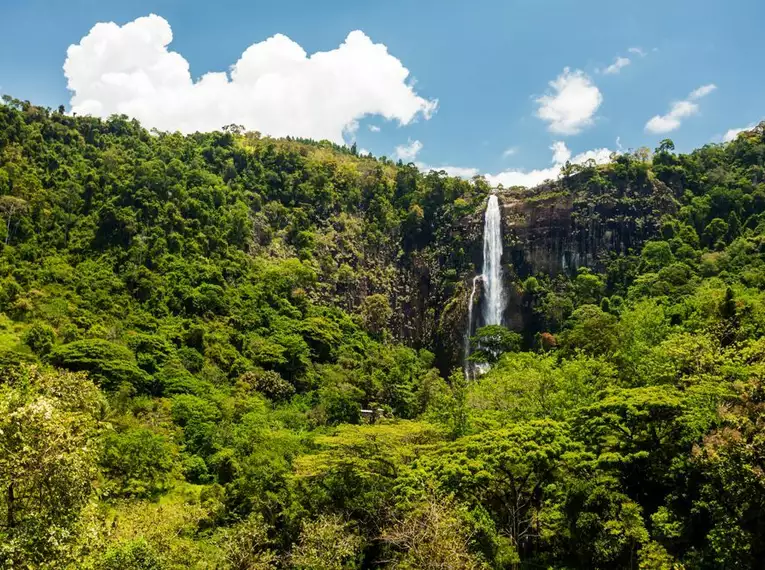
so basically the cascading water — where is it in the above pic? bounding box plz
[481,194,506,326]
[464,194,506,378]
[463,275,481,378]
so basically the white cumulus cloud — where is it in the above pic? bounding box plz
[603,56,631,75]
[411,140,614,188]
[485,141,613,188]
[535,68,602,135]
[645,83,717,134]
[424,165,481,178]
[64,14,437,142]
[410,142,480,178]
[394,139,423,161]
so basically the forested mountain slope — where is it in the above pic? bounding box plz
[2,96,765,569]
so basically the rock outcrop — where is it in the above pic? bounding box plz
[498,173,677,278]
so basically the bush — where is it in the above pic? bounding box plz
[238,369,295,402]
[97,539,163,570]
[101,428,178,497]
[23,322,55,355]
[177,346,204,373]
[182,455,211,484]
[318,383,363,425]
[360,294,392,338]
[290,515,362,570]
[48,339,153,392]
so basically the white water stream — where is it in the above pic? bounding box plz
[464,275,481,378]
[464,194,506,378]
[481,194,506,326]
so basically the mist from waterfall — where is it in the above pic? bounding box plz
[482,194,505,326]
[464,194,505,378]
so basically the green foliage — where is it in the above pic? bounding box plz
[382,495,486,569]
[2,100,765,568]
[468,352,614,422]
[468,324,521,364]
[22,322,55,355]
[290,515,362,570]
[96,539,164,570]
[239,368,296,402]
[217,513,277,570]
[642,241,675,270]
[360,293,392,338]
[0,365,104,568]
[101,428,179,497]
[48,339,153,392]
[404,420,586,561]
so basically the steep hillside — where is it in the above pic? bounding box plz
[4,95,765,569]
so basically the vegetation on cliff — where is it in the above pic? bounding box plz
[2,95,765,568]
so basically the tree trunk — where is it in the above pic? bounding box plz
[7,482,15,528]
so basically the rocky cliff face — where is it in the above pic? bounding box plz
[391,170,679,373]
[443,172,678,368]
[498,174,677,279]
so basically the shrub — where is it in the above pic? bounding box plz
[23,322,55,355]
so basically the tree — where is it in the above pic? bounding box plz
[382,494,484,570]
[573,268,604,305]
[410,420,586,563]
[218,514,278,570]
[101,428,179,497]
[290,515,362,570]
[0,365,104,567]
[560,305,619,357]
[48,339,152,392]
[657,139,675,153]
[0,195,27,244]
[703,218,729,249]
[469,325,522,364]
[360,294,392,338]
[238,369,295,402]
[96,539,164,570]
[641,241,675,271]
[23,322,55,356]
[573,386,696,515]
[467,352,611,422]
[565,474,649,568]
[688,375,765,567]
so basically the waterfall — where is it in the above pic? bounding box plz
[464,275,481,378]
[482,194,505,326]
[464,194,505,378]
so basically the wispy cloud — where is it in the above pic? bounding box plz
[393,139,423,161]
[645,83,717,134]
[603,56,631,75]
[689,84,717,99]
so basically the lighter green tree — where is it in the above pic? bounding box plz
[0,365,105,568]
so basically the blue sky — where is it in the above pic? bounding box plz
[1,0,763,186]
